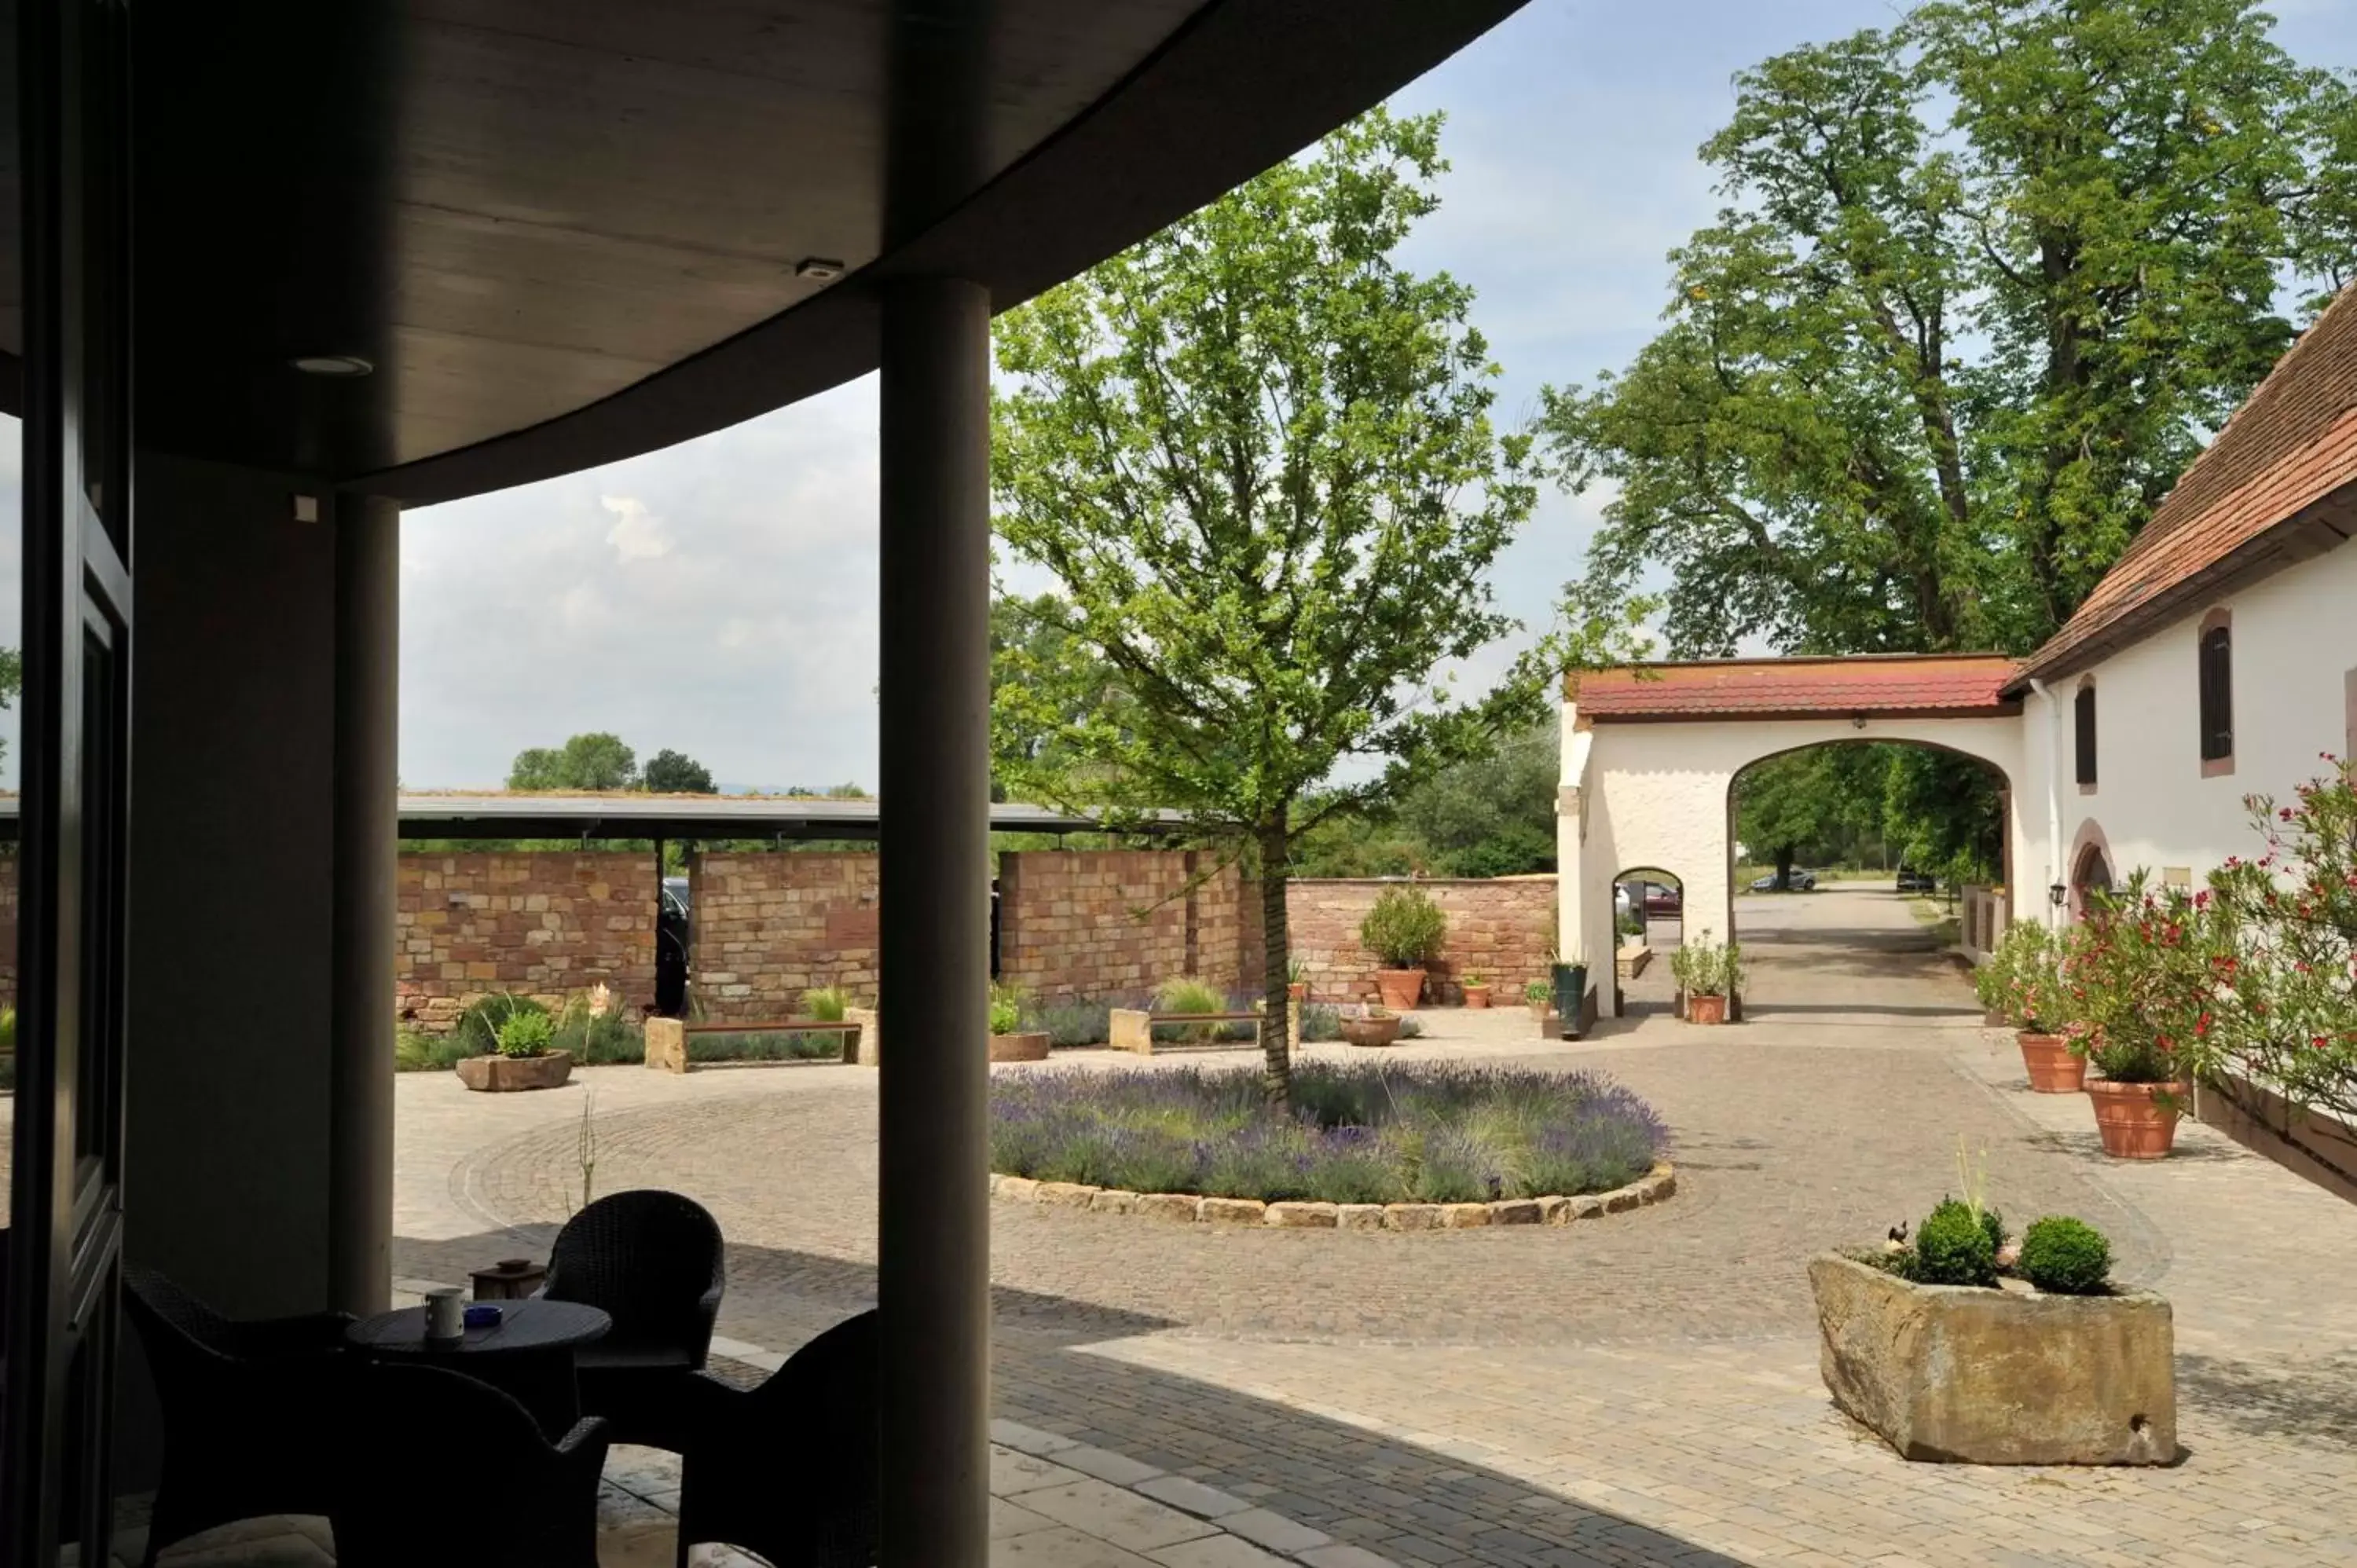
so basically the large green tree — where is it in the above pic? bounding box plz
[992,109,1541,1101]
[508,731,639,792]
[643,749,715,793]
[1545,0,2357,658]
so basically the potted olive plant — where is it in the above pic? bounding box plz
[1672,932,1739,1025]
[1359,885,1446,1012]
[1976,921,2081,1093]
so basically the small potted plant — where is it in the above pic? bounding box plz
[988,982,1050,1062]
[1359,885,1447,1011]
[1977,922,2081,1092]
[1675,932,1739,1025]
[456,1006,574,1092]
[1340,1003,1402,1048]
[1462,972,1491,1009]
[1287,958,1310,1003]
[2059,874,2219,1158]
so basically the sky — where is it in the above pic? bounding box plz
[2,0,2355,789]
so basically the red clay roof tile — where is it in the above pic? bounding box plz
[1574,655,2019,720]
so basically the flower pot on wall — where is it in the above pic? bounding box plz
[1373,969,1425,1011]
[1287,982,1308,1002]
[2017,1032,2085,1094]
[1686,994,1728,1026]
[2086,1079,2185,1159]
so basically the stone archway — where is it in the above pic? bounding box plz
[2069,819,2116,919]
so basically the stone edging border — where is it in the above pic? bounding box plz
[989,1161,1675,1230]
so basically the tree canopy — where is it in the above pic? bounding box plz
[1545,0,2357,660]
[508,732,640,792]
[991,108,1541,1099]
[643,748,716,794]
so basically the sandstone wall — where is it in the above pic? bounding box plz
[687,851,880,1022]
[1285,877,1557,1005]
[395,852,658,1029]
[997,850,1263,1006]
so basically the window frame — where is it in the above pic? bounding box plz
[2073,679,2098,793]
[2197,609,2234,776]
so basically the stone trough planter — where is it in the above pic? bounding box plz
[1808,1253,2176,1465]
[1339,1015,1402,1047]
[988,1031,1051,1063]
[455,1050,574,1093]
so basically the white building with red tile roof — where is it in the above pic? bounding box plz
[1559,288,2357,1016]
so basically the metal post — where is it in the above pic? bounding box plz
[328,494,399,1314]
[877,276,992,1566]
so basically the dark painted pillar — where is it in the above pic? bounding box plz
[877,277,992,1566]
[328,494,399,1315]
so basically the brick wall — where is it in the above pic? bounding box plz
[396,852,658,1030]
[1285,877,1556,1005]
[687,852,880,1022]
[998,850,1263,1006]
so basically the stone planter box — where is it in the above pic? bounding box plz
[455,1050,574,1093]
[988,1031,1050,1063]
[1615,943,1651,980]
[1808,1253,2176,1465]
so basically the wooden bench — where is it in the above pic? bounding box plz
[644,1015,866,1072]
[1108,1005,1295,1057]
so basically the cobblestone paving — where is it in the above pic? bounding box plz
[384,886,2357,1568]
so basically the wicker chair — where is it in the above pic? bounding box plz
[673,1309,878,1568]
[538,1188,725,1449]
[120,1268,354,1568]
[333,1361,610,1568]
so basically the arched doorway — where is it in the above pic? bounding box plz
[1724,739,2012,1023]
[2069,822,2116,919]
[1610,867,1684,1017]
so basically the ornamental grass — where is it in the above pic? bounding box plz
[990,1062,1667,1204]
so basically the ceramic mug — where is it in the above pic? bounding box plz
[424,1286,466,1346]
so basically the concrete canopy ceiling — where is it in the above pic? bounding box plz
[0,0,1527,504]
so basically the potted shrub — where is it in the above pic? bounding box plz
[1462,972,1491,1009]
[1287,958,1310,1003]
[1675,932,1739,1025]
[988,983,1050,1062]
[456,1006,574,1092]
[1360,886,1446,1011]
[2060,874,2223,1158]
[1811,1195,2175,1465]
[1339,1004,1402,1048]
[1978,921,2082,1093]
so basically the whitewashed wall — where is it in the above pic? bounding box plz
[1560,707,2027,1014]
[2051,540,2357,897]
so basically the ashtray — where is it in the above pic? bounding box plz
[463,1303,504,1329]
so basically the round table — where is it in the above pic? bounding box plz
[346,1299,610,1436]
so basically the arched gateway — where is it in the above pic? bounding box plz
[1558,656,2029,1018]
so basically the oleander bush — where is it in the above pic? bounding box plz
[2018,1216,2112,1295]
[990,1062,1668,1203]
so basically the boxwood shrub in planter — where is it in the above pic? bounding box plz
[1360,887,1446,1011]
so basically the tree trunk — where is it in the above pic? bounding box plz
[1776,845,1796,890]
[1256,813,1293,1107]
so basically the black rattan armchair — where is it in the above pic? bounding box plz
[673,1309,878,1568]
[332,1361,610,1568]
[538,1188,725,1449]
[120,1267,354,1568]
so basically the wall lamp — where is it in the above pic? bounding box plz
[2047,882,2069,907]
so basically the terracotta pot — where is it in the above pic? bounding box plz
[1287,982,1308,1002]
[2016,1031,2085,1094]
[1463,984,1491,1010]
[988,1031,1051,1063]
[1340,1016,1402,1047]
[1686,993,1728,1026]
[2086,1079,2185,1160]
[1373,968,1425,1011]
[455,1050,574,1093]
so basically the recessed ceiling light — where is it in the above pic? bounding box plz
[291,354,374,377]
[794,258,845,281]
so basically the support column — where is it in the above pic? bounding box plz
[877,277,993,1566]
[328,494,399,1315]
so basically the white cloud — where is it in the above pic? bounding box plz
[600,494,674,562]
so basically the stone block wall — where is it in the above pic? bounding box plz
[1286,877,1557,1005]
[998,850,1263,1006]
[687,852,880,1022]
[395,852,658,1029]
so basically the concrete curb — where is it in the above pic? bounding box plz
[991,1162,1677,1229]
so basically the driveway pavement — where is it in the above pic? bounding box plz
[155,887,2357,1564]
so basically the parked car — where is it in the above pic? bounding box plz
[1896,866,1936,892]
[1642,884,1682,918]
[656,876,691,1015]
[1749,869,1817,892]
